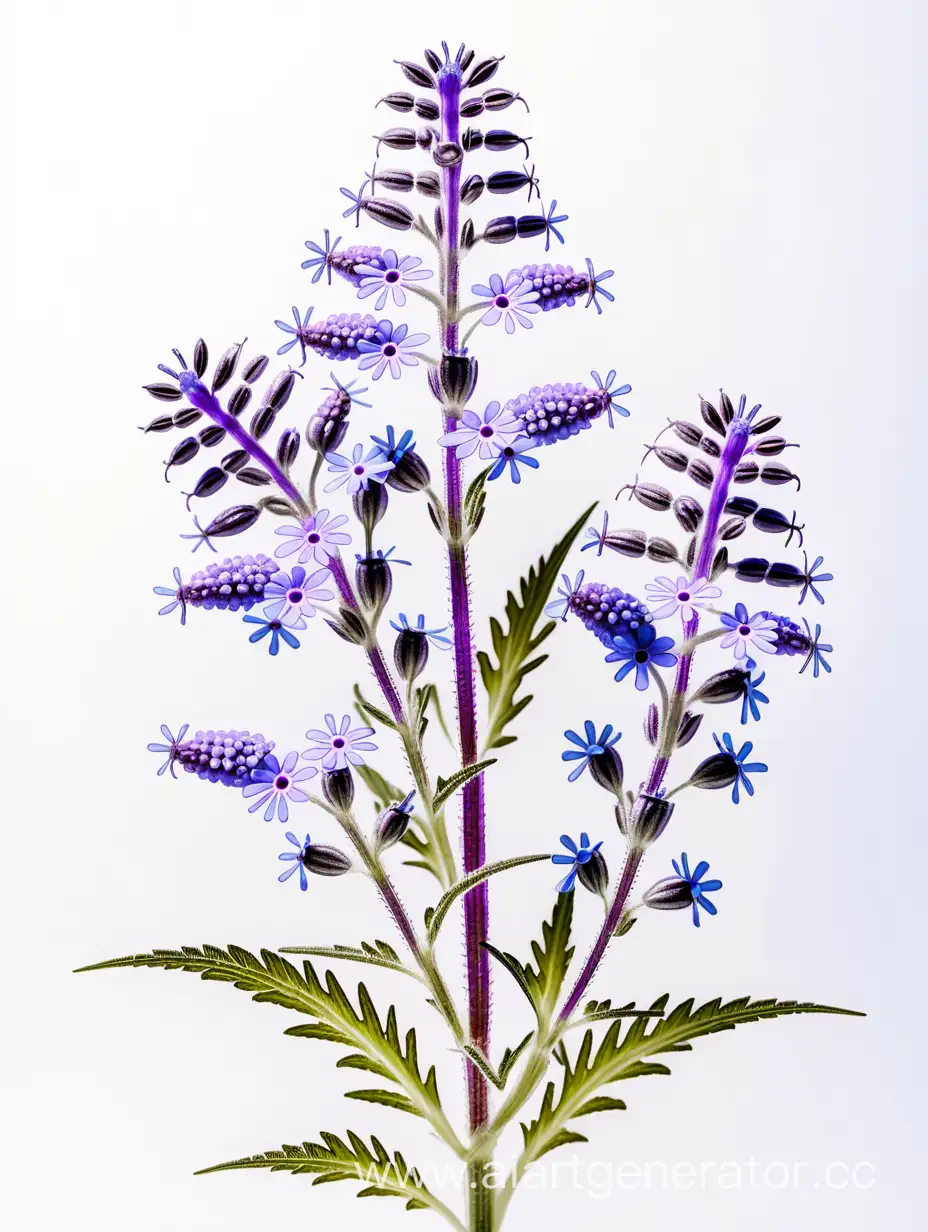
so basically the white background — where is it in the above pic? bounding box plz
[6,1,925,1229]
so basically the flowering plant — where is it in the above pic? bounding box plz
[81,41,855,1232]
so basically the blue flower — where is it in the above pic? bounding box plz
[370,425,416,465]
[339,181,368,226]
[356,320,430,381]
[544,569,585,621]
[243,751,318,823]
[243,614,301,655]
[551,832,604,893]
[153,566,186,624]
[487,437,540,483]
[301,229,341,284]
[583,259,615,314]
[324,442,395,493]
[713,732,768,803]
[800,553,833,606]
[534,199,569,251]
[673,853,722,927]
[278,831,313,890]
[798,620,833,678]
[605,625,677,690]
[274,306,314,367]
[740,667,770,725]
[355,545,412,567]
[561,721,622,783]
[581,510,611,556]
[389,612,452,649]
[146,722,189,778]
[590,369,632,423]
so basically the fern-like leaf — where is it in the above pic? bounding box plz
[477,503,596,751]
[484,893,574,1024]
[277,941,415,978]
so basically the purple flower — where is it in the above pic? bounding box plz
[487,437,540,483]
[274,305,314,367]
[301,229,341,285]
[274,509,352,565]
[798,620,833,679]
[503,374,630,448]
[605,625,677,690]
[551,832,603,893]
[719,602,778,660]
[356,320,429,380]
[242,614,301,654]
[157,728,275,787]
[800,552,833,606]
[370,425,416,464]
[153,567,187,624]
[355,249,433,310]
[324,443,395,494]
[263,565,334,627]
[645,575,722,622]
[437,402,521,460]
[242,751,318,823]
[544,570,585,621]
[644,853,723,928]
[470,271,540,332]
[302,714,377,771]
[146,723,190,778]
[278,832,313,890]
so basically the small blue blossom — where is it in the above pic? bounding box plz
[561,721,622,783]
[242,751,318,823]
[153,566,186,624]
[389,612,452,649]
[581,511,611,556]
[530,199,569,251]
[740,666,770,725]
[356,320,430,381]
[339,181,368,226]
[179,514,217,553]
[355,249,433,311]
[146,723,189,778]
[302,714,377,772]
[370,425,416,465]
[470,271,540,332]
[605,625,677,690]
[278,832,313,891]
[798,620,833,678]
[324,442,395,494]
[274,306,314,366]
[584,258,615,314]
[719,602,778,660]
[552,832,604,893]
[301,229,341,284]
[800,553,833,606]
[487,437,540,483]
[590,369,632,424]
[713,732,768,803]
[243,614,301,655]
[670,853,723,927]
[356,546,412,568]
[263,565,334,628]
[544,569,585,621]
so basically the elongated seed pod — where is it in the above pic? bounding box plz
[672,495,704,532]
[164,437,199,479]
[686,457,714,488]
[184,466,228,506]
[198,424,226,448]
[172,407,202,428]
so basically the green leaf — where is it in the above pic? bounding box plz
[400,822,446,885]
[483,894,574,1025]
[196,1132,464,1227]
[426,854,552,945]
[277,941,415,978]
[499,1031,535,1086]
[355,764,405,810]
[477,503,596,751]
[432,759,497,811]
[464,466,491,532]
[578,997,666,1025]
[461,1044,504,1091]
[77,945,460,1152]
[353,683,397,731]
[344,1089,420,1116]
[519,995,863,1168]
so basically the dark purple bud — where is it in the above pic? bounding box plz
[249,406,277,440]
[753,435,795,456]
[379,91,414,112]
[434,204,445,240]
[485,215,517,244]
[577,849,610,897]
[719,515,746,540]
[198,425,226,449]
[734,556,770,583]
[325,606,368,646]
[204,504,261,539]
[700,398,725,435]
[172,407,203,428]
[719,391,735,424]
[588,746,624,797]
[647,444,688,473]
[387,450,431,493]
[461,127,483,151]
[752,506,804,546]
[416,171,440,198]
[761,463,800,489]
[353,480,389,537]
[304,844,352,877]
[642,876,694,911]
[258,496,297,517]
[376,126,416,151]
[687,457,715,488]
[646,536,680,563]
[361,197,414,231]
[264,368,300,412]
[164,437,199,479]
[619,479,672,511]
[487,170,533,195]
[414,98,440,121]
[516,214,547,240]
[461,218,476,250]
[672,495,704,533]
[322,768,355,812]
[460,96,485,118]
[750,414,781,435]
[733,460,759,484]
[465,56,502,87]
[766,561,805,588]
[669,419,703,447]
[700,435,721,457]
[221,448,249,474]
[627,793,674,849]
[193,338,209,378]
[417,126,439,150]
[439,353,479,405]
[394,626,429,682]
[603,527,647,558]
[375,796,414,850]
[235,467,272,487]
[684,535,696,570]
[710,546,728,581]
[676,711,703,747]
[460,173,485,204]
[692,667,750,705]
[374,167,414,192]
[242,354,269,384]
[644,703,659,745]
[212,341,245,393]
[725,495,757,517]
[484,129,530,156]
[356,554,393,612]
[395,60,436,89]
[307,384,352,453]
[184,466,228,507]
[690,753,738,791]
[139,413,175,433]
[423,47,442,74]
[276,428,300,471]
[483,88,527,112]
[144,382,183,402]
[433,141,463,167]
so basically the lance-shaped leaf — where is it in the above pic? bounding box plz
[353,683,398,731]
[478,503,595,750]
[517,995,863,1174]
[356,763,405,809]
[197,1131,465,1227]
[426,853,552,945]
[484,893,574,1025]
[77,946,462,1153]
[278,941,416,978]
[432,758,497,811]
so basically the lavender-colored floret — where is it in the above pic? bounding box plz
[509,263,588,312]
[181,554,279,612]
[504,381,614,446]
[329,245,385,287]
[761,612,812,656]
[306,312,384,361]
[569,580,653,645]
[175,728,276,786]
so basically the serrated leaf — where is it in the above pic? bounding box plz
[432,759,497,811]
[195,1133,464,1228]
[345,1089,420,1116]
[572,1095,627,1117]
[353,683,398,731]
[464,466,491,530]
[477,504,596,751]
[426,853,552,945]
[277,942,414,978]
[483,894,574,1025]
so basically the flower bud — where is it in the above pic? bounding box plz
[276,428,300,471]
[184,465,228,506]
[352,481,389,537]
[761,463,800,488]
[676,711,703,747]
[750,414,782,435]
[719,515,746,540]
[416,171,440,197]
[649,444,687,472]
[198,424,227,448]
[484,215,518,244]
[242,354,269,383]
[483,87,525,112]
[164,437,199,479]
[460,174,485,205]
[689,752,738,791]
[438,354,479,406]
[700,398,726,435]
[393,627,429,682]
[227,384,252,417]
[672,495,704,533]
[322,768,355,812]
[375,791,416,850]
[577,849,609,897]
[733,459,759,484]
[644,703,659,745]
[211,341,245,393]
[202,504,261,539]
[734,556,769,583]
[173,407,202,427]
[646,536,680,563]
[687,457,715,488]
[692,668,750,706]
[642,876,692,911]
[627,793,674,849]
[460,96,485,118]
[414,99,440,121]
[387,449,431,493]
[379,91,414,112]
[325,606,368,645]
[619,480,672,512]
[588,745,624,797]
[376,126,416,150]
[360,198,415,231]
[356,554,393,613]
[465,56,501,88]
[304,844,353,877]
[395,60,436,89]
[433,141,463,167]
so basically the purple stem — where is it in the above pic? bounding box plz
[326,553,405,726]
[438,62,490,1134]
